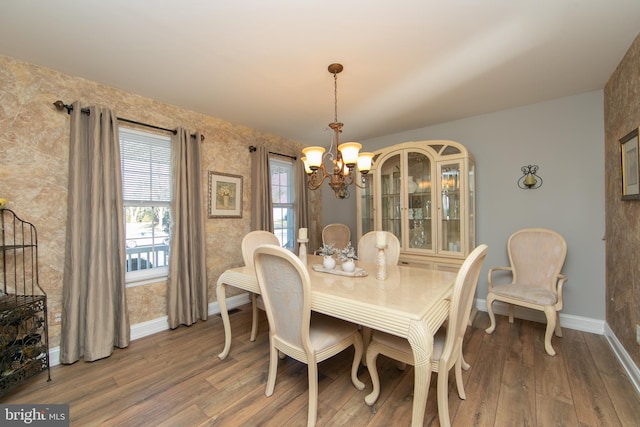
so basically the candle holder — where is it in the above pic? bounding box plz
[298,238,309,265]
[375,244,387,280]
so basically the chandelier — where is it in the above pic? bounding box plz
[301,63,374,199]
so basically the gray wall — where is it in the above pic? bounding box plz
[323,90,605,320]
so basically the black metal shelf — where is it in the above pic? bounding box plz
[0,208,50,396]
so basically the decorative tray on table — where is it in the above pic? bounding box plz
[311,264,368,277]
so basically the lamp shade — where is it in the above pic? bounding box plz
[338,142,362,167]
[357,152,374,173]
[302,146,325,170]
[301,157,312,174]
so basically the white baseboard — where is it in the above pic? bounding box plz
[604,322,640,396]
[477,298,640,396]
[48,293,251,367]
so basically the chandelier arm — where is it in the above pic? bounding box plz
[306,164,332,190]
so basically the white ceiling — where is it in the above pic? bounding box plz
[1,1,639,145]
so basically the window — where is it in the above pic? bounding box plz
[119,127,172,284]
[271,157,294,250]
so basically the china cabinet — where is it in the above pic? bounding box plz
[356,140,475,271]
[0,208,50,396]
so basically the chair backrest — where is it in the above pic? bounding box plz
[253,244,312,355]
[357,231,400,265]
[442,244,488,362]
[507,228,567,291]
[322,223,351,250]
[241,231,280,267]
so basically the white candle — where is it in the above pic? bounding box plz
[299,228,308,240]
[376,231,387,246]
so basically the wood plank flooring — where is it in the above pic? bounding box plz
[2,304,639,426]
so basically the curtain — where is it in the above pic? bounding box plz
[294,159,310,252]
[61,103,129,363]
[250,145,273,231]
[167,128,208,329]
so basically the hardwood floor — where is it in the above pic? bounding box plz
[3,304,640,426]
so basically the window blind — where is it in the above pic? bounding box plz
[120,128,171,204]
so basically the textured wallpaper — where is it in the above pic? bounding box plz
[0,54,322,348]
[604,32,640,367]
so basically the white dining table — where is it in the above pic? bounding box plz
[215,254,457,427]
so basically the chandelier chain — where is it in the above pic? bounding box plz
[334,71,339,124]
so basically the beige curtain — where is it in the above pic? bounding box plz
[167,128,208,328]
[250,145,273,231]
[61,103,129,363]
[294,159,309,252]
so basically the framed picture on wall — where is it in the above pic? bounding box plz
[620,128,640,200]
[208,171,243,218]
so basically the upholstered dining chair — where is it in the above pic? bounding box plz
[357,231,400,265]
[322,223,351,249]
[485,228,567,356]
[241,230,280,342]
[364,244,488,427]
[314,223,351,254]
[253,244,365,427]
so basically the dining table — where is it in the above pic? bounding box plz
[215,254,457,427]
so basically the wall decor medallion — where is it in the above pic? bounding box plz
[208,171,243,218]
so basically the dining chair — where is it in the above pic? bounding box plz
[357,231,400,265]
[322,223,351,249]
[314,223,351,254]
[356,230,402,363]
[364,244,488,427]
[253,244,365,427]
[241,230,280,342]
[485,228,567,356]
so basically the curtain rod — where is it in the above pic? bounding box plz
[249,145,297,160]
[53,100,205,141]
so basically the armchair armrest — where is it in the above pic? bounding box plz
[487,266,513,291]
[554,273,568,310]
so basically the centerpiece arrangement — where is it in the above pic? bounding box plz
[313,241,367,277]
[336,242,358,272]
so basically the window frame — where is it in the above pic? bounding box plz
[119,127,172,286]
[270,156,295,251]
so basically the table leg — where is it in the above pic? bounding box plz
[216,275,232,360]
[407,320,434,427]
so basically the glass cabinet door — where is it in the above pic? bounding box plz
[379,153,401,242]
[439,162,461,253]
[407,151,432,251]
[359,172,374,237]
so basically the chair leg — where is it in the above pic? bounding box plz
[307,362,319,427]
[437,364,452,427]
[554,311,563,337]
[485,294,497,334]
[461,354,470,371]
[543,306,557,356]
[364,345,381,406]
[508,304,515,323]
[455,355,466,400]
[266,342,279,396]
[250,293,259,342]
